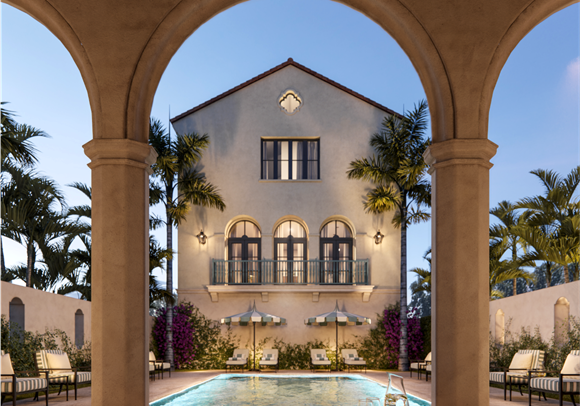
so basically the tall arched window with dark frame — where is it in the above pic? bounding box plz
[320,220,354,284]
[227,220,261,284]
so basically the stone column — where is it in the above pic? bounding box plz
[84,139,157,406]
[424,139,497,406]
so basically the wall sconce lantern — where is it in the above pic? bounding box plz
[374,230,384,245]
[196,230,207,245]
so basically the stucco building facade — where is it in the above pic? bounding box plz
[172,59,401,345]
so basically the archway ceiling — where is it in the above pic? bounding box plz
[7,0,577,143]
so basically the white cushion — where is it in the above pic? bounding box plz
[509,353,533,372]
[425,352,432,362]
[46,352,72,375]
[149,352,156,362]
[561,354,580,380]
[1,353,14,375]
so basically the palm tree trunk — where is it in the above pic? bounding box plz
[398,197,409,371]
[165,184,175,370]
[545,262,553,287]
[1,236,5,277]
[563,264,570,284]
[511,243,517,296]
[26,240,35,287]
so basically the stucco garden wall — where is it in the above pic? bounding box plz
[1,281,91,343]
[489,280,580,342]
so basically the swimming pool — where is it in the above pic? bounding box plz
[150,374,431,406]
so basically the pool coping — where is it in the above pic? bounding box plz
[149,373,431,405]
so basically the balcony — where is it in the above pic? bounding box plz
[211,259,369,285]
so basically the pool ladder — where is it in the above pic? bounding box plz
[358,373,409,406]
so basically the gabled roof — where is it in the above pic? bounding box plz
[171,58,402,123]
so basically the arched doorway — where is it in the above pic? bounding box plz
[274,220,307,283]
[75,309,85,348]
[320,219,354,284]
[227,220,262,284]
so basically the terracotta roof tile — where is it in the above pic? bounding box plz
[171,58,402,122]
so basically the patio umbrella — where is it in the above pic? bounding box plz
[304,301,371,371]
[221,301,286,371]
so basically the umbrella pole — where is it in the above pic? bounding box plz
[253,321,256,371]
[336,322,339,372]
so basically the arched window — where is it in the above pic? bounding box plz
[274,220,307,283]
[75,309,85,348]
[495,309,505,344]
[228,220,261,284]
[320,220,354,284]
[554,297,570,344]
[9,297,25,338]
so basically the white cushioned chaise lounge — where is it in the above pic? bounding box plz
[226,349,249,373]
[342,349,366,373]
[310,349,331,372]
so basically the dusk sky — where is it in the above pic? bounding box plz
[1,1,578,297]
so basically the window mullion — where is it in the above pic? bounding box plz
[288,141,293,180]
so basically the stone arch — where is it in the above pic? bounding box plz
[272,215,309,238]
[75,309,85,348]
[224,215,262,240]
[9,297,25,331]
[495,309,505,344]
[319,215,357,238]
[554,296,570,344]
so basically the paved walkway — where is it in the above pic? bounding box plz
[5,370,576,405]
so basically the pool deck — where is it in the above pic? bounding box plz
[6,370,576,405]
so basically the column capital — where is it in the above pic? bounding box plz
[83,138,158,174]
[424,139,498,173]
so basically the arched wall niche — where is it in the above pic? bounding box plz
[495,309,505,344]
[75,309,85,349]
[9,297,25,331]
[554,296,570,344]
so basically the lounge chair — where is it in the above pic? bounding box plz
[35,349,91,401]
[410,352,431,379]
[342,349,366,373]
[310,349,331,372]
[528,350,579,406]
[149,352,171,379]
[1,351,49,406]
[489,349,545,401]
[259,349,279,372]
[225,349,249,373]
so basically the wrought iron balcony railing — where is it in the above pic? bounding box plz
[211,259,369,285]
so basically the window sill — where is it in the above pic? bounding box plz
[259,179,322,183]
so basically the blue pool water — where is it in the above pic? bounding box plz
[150,374,431,406]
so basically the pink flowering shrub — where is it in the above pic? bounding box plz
[152,302,196,369]
[383,304,423,369]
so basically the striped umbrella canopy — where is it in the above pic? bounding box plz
[305,301,371,371]
[305,302,371,326]
[221,302,286,370]
[220,302,286,326]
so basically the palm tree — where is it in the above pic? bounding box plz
[490,201,531,295]
[488,239,535,299]
[517,167,580,283]
[149,118,226,368]
[1,166,73,287]
[1,104,49,276]
[347,100,431,371]
[410,248,431,294]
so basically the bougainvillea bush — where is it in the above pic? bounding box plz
[151,302,238,370]
[383,303,423,369]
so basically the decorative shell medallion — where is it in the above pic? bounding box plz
[279,90,302,115]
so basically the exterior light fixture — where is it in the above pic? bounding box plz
[374,230,384,245]
[196,230,207,245]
